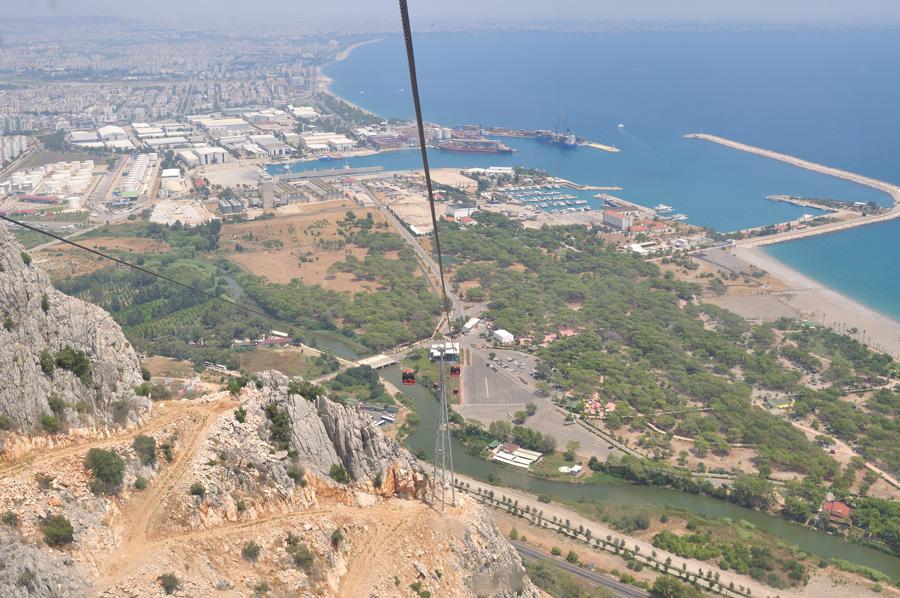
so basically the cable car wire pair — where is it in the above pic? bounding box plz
[398,0,457,509]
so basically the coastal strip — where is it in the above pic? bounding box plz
[731,245,900,358]
[334,38,383,62]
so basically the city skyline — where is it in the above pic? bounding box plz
[5,0,900,26]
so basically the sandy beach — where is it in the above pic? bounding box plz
[731,245,900,358]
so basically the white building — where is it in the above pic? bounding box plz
[122,154,150,193]
[98,125,127,142]
[299,132,357,153]
[602,209,637,231]
[160,168,183,192]
[429,341,460,361]
[288,105,319,119]
[493,329,515,345]
[192,146,229,165]
[491,444,543,469]
[190,116,253,137]
[177,150,200,167]
[69,130,99,144]
[462,317,480,334]
[447,202,478,219]
[249,134,292,158]
[144,136,190,150]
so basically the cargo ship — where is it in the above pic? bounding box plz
[536,130,578,149]
[436,139,515,153]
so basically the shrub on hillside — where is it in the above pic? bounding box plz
[41,515,74,547]
[85,448,125,494]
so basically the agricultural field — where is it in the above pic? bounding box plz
[238,347,338,379]
[40,235,172,280]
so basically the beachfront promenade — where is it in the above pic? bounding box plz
[686,133,900,247]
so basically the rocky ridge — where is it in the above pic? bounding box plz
[0,224,150,442]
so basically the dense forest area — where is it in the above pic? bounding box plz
[440,214,898,538]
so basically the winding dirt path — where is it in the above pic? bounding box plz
[95,397,235,588]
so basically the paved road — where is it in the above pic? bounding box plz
[513,541,649,598]
[366,187,465,320]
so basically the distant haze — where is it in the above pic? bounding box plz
[5,0,900,27]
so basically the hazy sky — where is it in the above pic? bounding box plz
[5,0,900,26]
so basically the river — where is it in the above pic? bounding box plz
[376,365,900,578]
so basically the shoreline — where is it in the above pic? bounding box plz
[324,49,900,356]
[732,244,900,358]
[334,37,383,62]
[318,38,385,118]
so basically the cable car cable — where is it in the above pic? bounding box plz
[0,214,308,336]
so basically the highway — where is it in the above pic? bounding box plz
[512,540,650,598]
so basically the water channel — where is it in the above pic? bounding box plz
[297,329,899,578]
[374,364,900,578]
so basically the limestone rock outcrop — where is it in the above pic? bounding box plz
[0,224,150,437]
[250,371,425,497]
[0,530,93,598]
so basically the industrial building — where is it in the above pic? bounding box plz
[177,150,200,167]
[188,115,254,137]
[98,125,127,142]
[288,105,319,120]
[192,146,229,165]
[248,134,293,158]
[160,168,183,193]
[121,154,152,194]
[218,196,246,215]
[299,132,357,153]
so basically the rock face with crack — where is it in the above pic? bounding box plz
[0,224,149,440]
[248,371,426,497]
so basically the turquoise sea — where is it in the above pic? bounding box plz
[320,31,900,320]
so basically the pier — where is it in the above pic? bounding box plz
[686,133,900,201]
[482,126,620,153]
[685,133,900,247]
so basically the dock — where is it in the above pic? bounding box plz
[686,133,900,247]
[280,166,384,181]
[685,133,900,201]
[581,141,621,153]
[482,126,620,154]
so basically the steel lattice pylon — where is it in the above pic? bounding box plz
[431,349,456,510]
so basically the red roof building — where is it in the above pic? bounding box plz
[821,500,853,525]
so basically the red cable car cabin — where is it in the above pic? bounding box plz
[401,369,416,385]
[449,365,461,377]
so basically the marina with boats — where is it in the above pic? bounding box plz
[500,184,595,213]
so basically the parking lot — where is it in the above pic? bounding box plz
[462,343,538,406]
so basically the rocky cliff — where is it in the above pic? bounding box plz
[0,530,92,598]
[0,224,150,439]
[256,371,422,492]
